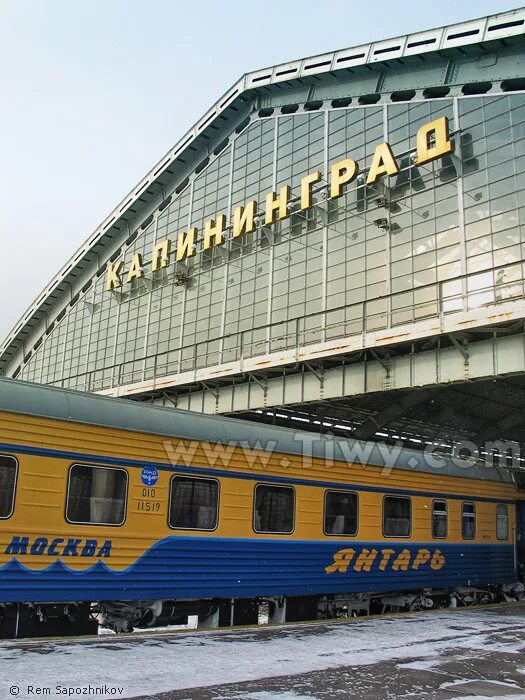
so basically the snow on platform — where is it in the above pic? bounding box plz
[1,604,525,699]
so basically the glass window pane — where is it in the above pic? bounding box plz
[496,504,509,540]
[169,476,219,530]
[462,502,476,539]
[432,499,447,538]
[383,496,411,537]
[254,484,294,534]
[0,455,17,519]
[324,491,358,536]
[67,465,127,525]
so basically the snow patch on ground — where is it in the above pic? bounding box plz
[449,697,525,700]
[98,615,199,635]
[440,677,525,699]
[396,658,443,671]
[1,609,525,699]
[220,693,321,700]
[441,678,523,688]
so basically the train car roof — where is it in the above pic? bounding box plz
[0,376,514,484]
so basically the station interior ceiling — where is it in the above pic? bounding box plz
[196,320,525,469]
[128,321,525,471]
[233,373,525,469]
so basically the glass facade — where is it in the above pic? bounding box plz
[17,93,525,392]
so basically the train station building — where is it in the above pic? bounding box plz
[2,9,525,456]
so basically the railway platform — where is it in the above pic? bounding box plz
[2,604,525,699]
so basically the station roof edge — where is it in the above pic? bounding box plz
[0,375,515,484]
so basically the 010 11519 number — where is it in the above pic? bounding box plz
[137,487,161,512]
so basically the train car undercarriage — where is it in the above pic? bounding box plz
[2,583,524,639]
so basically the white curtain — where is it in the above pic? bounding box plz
[90,468,116,523]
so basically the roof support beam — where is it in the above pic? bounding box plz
[448,334,469,360]
[353,389,432,440]
[472,410,525,443]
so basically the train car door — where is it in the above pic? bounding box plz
[515,501,525,578]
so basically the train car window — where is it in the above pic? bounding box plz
[383,496,411,537]
[66,464,127,526]
[168,476,219,530]
[432,500,447,538]
[496,504,509,540]
[462,502,476,539]
[324,491,358,536]
[0,455,18,519]
[254,484,294,534]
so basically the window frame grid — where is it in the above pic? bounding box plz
[461,501,476,540]
[65,463,128,527]
[496,503,509,540]
[253,482,296,535]
[431,498,448,539]
[323,489,359,537]
[0,454,18,520]
[382,494,412,538]
[168,474,220,532]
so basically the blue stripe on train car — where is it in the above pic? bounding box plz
[0,537,516,603]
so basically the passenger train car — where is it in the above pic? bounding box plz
[0,377,522,638]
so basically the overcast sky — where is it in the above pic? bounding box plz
[0,0,519,341]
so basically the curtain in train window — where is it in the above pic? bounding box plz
[432,500,447,538]
[462,502,476,539]
[496,504,509,540]
[66,465,127,525]
[0,455,17,519]
[254,484,294,533]
[324,491,358,535]
[383,496,411,537]
[169,476,219,530]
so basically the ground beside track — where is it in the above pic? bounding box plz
[2,604,525,699]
